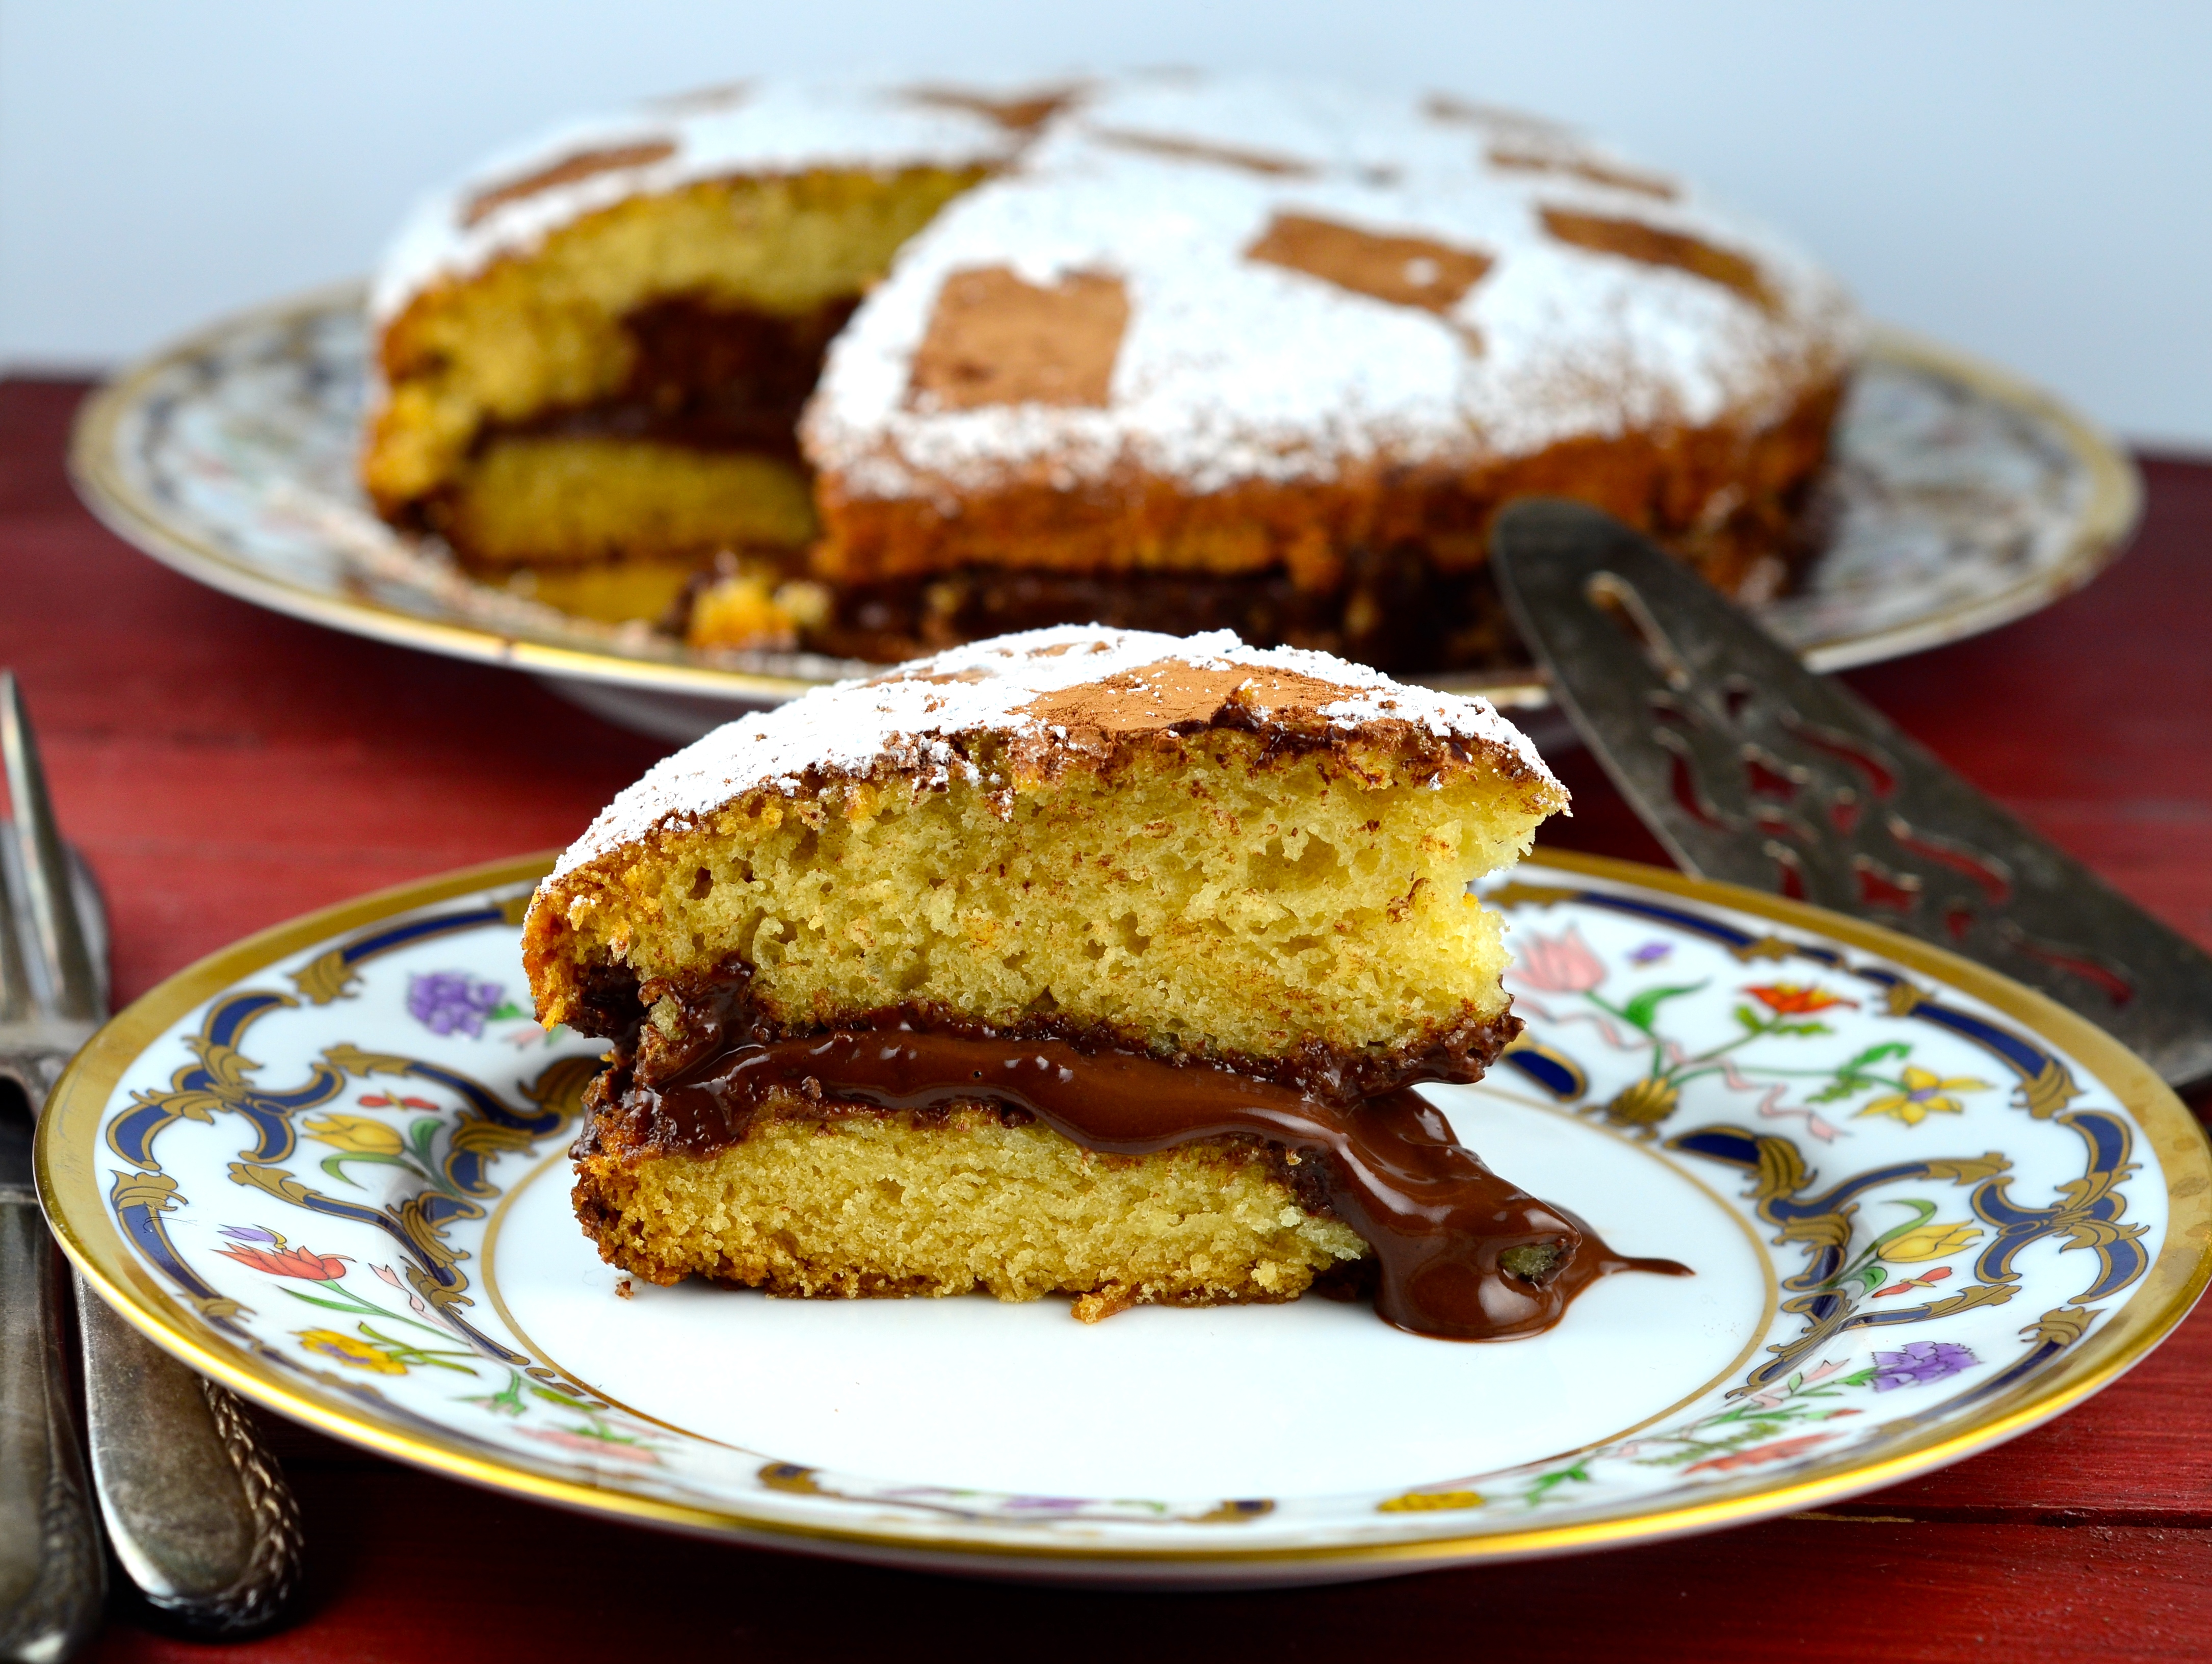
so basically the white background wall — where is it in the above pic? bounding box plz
[2,1,2206,448]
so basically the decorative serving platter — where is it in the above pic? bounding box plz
[68,288,2139,743]
[38,850,2207,1587]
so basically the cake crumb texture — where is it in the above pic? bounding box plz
[545,729,1533,1066]
[574,1104,1368,1308]
[434,435,817,569]
[367,165,985,514]
[525,628,1565,1076]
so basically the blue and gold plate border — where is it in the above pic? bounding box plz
[35,850,2212,1577]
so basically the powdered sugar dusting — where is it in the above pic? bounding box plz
[805,74,1858,496]
[372,72,1858,499]
[548,625,1559,880]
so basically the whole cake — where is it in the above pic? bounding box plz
[367,75,1858,672]
[525,625,1681,1337]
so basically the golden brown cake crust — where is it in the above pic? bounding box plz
[905,267,1129,411]
[811,374,1844,597]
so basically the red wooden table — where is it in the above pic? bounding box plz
[4,377,2208,1661]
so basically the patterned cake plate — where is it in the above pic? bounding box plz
[68,287,2140,744]
[37,851,2208,1588]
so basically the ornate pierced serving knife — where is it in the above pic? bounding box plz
[1490,499,2212,1094]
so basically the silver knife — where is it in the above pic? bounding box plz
[1489,499,2212,1095]
[0,1113,101,1663]
[0,673,303,1653]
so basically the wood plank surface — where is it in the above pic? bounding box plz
[4,378,2207,1661]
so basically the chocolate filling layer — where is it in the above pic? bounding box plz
[805,550,1519,673]
[583,957,1523,1108]
[607,1029,1688,1340]
[496,296,858,460]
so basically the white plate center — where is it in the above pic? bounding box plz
[490,1088,1769,1500]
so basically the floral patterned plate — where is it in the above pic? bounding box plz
[67,288,2139,743]
[37,851,2207,1588]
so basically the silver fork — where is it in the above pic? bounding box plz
[0,672,303,1657]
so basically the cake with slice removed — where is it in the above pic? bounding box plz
[525,625,1682,1337]
[366,73,1858,669]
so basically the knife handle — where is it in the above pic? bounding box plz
[0,1200,105,1663]
[75,1278,302,1637]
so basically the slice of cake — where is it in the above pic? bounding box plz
[367,74,1858,671]
[526,626,1670,1338]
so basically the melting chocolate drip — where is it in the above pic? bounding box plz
[636,1030,1687,1340]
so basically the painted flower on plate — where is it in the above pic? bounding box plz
[519,1426,659,1464]
[297,1329,406,1374]
[1869,1341,1979,1391]
[214,1228,349,1281]
[372,1262,461,1332]
[1379,1489,1486,1513]
[1858,1066,1992,1126]
[1880,1222,1983,1263]
[407,971,505,1038]
[300,1112,404,1157]
[1682,1433,1834,1475]
[357,1093,437,1114]
[1744,983,1856,1016]
[1510,927,1605,994]
[1873,1265,1955,1297]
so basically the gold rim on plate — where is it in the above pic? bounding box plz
[66,288,2143,712]
[36,849,2210,1570]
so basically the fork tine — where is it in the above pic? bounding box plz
[0,673,101,1024]
[0,787,28,1028]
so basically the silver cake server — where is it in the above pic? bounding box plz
[1489,500,2212,1096]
